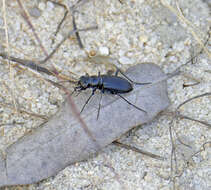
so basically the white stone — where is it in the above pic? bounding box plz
[99,46,109,56]
[38,2,46,11]
[46,1,54,11]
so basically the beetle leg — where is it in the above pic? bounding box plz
[97,93,103,120]
[80,88,97,114]
[117,94,147,114]
[115,67,151,85]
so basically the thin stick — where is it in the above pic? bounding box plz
[55,10,68,38]
[49,0,90,47]
[0,53,53,75]
[113,141,165,160]
[66,95,98,145]
[16,0,48,57]
[177,114,211,129]
[72,11,84,48]
[177,92,211,110]
[40,26,97,63]
[0,26,97,75]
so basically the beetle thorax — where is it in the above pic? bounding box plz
[79,76,102,89]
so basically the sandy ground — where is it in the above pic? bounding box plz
[0,0,210,189]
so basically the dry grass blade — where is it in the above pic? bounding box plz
[113,141,165,160]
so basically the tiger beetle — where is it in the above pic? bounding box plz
[72,68,151,119]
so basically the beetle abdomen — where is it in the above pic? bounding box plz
[102,76,133,94]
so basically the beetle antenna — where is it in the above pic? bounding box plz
[117,94,147,114]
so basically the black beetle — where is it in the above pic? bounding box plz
[73,68,151,117]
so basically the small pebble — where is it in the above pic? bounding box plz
[139,35,148,43]
[29,7,42,18]
[46,1,55,11]
[99,46,109,56]
[88,50,97,57]
[38,2,46,11]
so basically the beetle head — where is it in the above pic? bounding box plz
[78,76,90,88]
